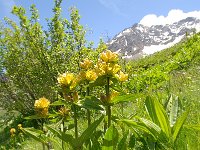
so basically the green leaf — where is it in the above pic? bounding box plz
[50,100,68,106]
[138,117,168,144]
[24,115,46,120]
[45,136,63,150]
[91,130,103,150]
[24,114,58,120]
[172,109,189,143]
[167,94,179,127]
[185,124,200,131]
[111,94,139,104]
[128,134,136,148]
[102,125,119,150]
[117,132,128,150]
[120,119,151,135]
[90,75,107,87]
[45,124,76,148]
[77,115,104,147]
[145,96,171,138]
[21,128,47,144]
[78,96,104,110]
[138,117,162,135]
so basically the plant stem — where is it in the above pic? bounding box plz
[86,85,91,126]
[41,119,45,150]
[73,104,78,139]
[86,83,92,149]
[106,77,111,128]
[61,120,65,150]
[120,82,124,117]
[107,106,111,128]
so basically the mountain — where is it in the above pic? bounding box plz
[107,17,200,59]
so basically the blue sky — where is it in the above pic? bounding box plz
[1,0,200,46]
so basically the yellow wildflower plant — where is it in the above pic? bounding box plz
[70,80,78,90]
[95,61,106,76]
[115,71,128,82]
[18,124,23,130]
[59,107,70,117]
[100,50,118,63]
[110,91,119,100]
[95,61,121,76]
[73,91,79,103]
[100,91,119,104]
[86,70,98,81]
[76,71,86,83]
[107,63,121,75]
[57,72,75,87]
[34,97,50,108]
[10,128,16,137]
[80,58,93,70]
[34,97,50,116]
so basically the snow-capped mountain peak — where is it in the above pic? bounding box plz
[107,17,200,59]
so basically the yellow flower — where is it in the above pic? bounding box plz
[107,63,121,75]
[34,97,50,116]
[100,91,119,104]
[95,61,121,76]
[115,71,128,82]
[80,58,93,69]
[34,97,50,109]
[95,61,106,76]
[57,73,74,86]
[100,50,118,63]
[10,128,16,135]
[86,70,98,81]
[76,71,86,83]
[18,124,23,130]
[59,107,70,117]
[70,80,78,90]
[110,91,119,100]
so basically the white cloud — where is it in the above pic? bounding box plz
[140,9,200,27]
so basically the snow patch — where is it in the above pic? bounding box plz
[116,28,132,38]
[109,39,117,45]
[143,35,184,55]
[116,49,121,53]
[116,32,123,38]
[123,28,131,34]
[137,26,144,32]
[124,39,127,46]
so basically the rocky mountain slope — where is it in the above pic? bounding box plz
[107,17,200,59]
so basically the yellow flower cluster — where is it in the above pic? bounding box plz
[100,50,118,63]
[57,73,75,86]
[94,50,120,78]
[115,71,128,82]
[95,50,128,81]
[34,97,50,117]
[57,49,128,95]
[80,58,93,70]
[85,70,98,81]
[95,61,121,76]
[59,107,70,117]
[78,59,97,82]
[18,124,23,130]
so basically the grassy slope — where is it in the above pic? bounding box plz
[126,33,200,149]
